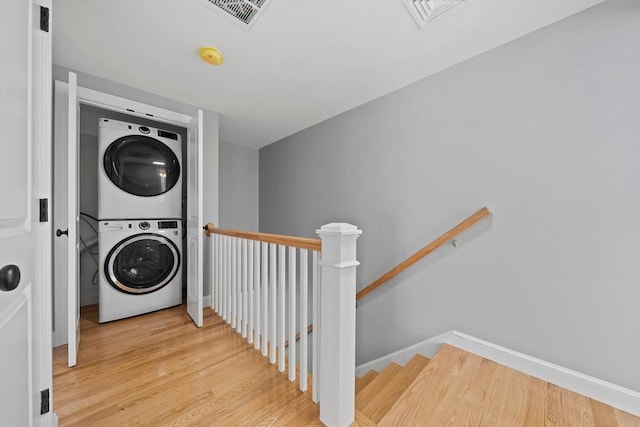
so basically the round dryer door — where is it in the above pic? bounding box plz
[105,234,180,294]
[103,135,180,197]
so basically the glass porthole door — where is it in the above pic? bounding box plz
[105,234,180,294]
[103,136,180,197]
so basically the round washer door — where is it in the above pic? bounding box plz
[105,233,180,294]
[103,135,180,197]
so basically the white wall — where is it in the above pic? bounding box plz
[219,142,259,231]
[52,66,219,344]
[259,0,640,391]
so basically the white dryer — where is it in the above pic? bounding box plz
[99,219,182,323]
[98,118,182,220]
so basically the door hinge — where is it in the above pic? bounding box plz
[40,389,50,415]
[40,6,50,32]
[39,198,48,222]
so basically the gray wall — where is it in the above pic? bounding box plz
[220,142,259,231]
[260,0,640,391]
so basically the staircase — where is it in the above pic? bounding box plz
[353,344,640,426]
[205,217,639,426]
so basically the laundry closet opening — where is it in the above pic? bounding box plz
[51,74,208,367]
[76,105,188,312]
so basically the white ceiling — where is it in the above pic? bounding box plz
[53,0,603,149]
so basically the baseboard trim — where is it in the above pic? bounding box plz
[355,330,640,416]
[203,295,212,308]
[355,331,454,376]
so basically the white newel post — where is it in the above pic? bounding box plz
[317,223,362,427]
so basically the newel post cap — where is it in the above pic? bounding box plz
[316,223,363,238]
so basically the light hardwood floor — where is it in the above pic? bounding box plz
[54,305,640,426]
[367,345,640,427]
[53,305,320,426]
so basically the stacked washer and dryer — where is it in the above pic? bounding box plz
[97,118,183,323]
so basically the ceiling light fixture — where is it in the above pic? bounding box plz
[199,46,224,66]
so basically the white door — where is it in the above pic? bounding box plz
[186,110,204,326]
[67,73,80,366]
[0,0,52,425]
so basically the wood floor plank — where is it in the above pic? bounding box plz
[378,344,462,426]
[53,305,321,426]
[259,391,317,426]
[282,398,320,426]
[360,354,430,423]
[352,410,377,427]
[477,362,530,426]
[377,344,640,427]
[355,362,402,409]
[355,370,379,394]
[445,357,499,426]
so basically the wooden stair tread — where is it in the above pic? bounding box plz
[377,344,640,427]
[356,370,379,394]
[359,353,430,423]
[355,362,402,408]
[351,409,377,427]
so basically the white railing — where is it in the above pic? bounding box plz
[206,223,361,427]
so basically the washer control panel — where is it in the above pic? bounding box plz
[139,221,151,230]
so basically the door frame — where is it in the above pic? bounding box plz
[53,79,204,357]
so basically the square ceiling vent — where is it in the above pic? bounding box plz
[402,0,469,28]
[201,0,272,28]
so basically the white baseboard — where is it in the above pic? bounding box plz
[355,330,454,376]
[355,330,640,416]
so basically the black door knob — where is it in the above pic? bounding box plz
[0,264,21,292]
[56,229,68,237]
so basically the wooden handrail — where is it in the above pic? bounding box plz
[206,208,489,346]
[285,324,313,348]
[204,223,321,251]
[355,207,491,301]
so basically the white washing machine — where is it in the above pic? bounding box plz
[99,219,182,323]
[98,118,182,220]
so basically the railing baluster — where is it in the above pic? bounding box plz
[300,248,309,392]
[269,243,277,364]
[226,237,232,323]
[212,234,217,313]
[248,239,254,344]
[312,250,320,403]
[236,238,242,333]
[254,241,261,351]
[278,244,286,372]
[242,239,248,339]
[222,236,227,321]
[261,241,269,356]
[216,235,221,314]
[288,246,297,381]
[231,237,237,329]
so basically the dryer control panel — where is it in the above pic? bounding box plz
[158,220,179,229]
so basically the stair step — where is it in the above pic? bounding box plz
[378,344,483,426]
[377,344,640,426]
[352,409,377,427]
[359,354,431,423]
[355,362,402,408]
[355,370,379,394]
